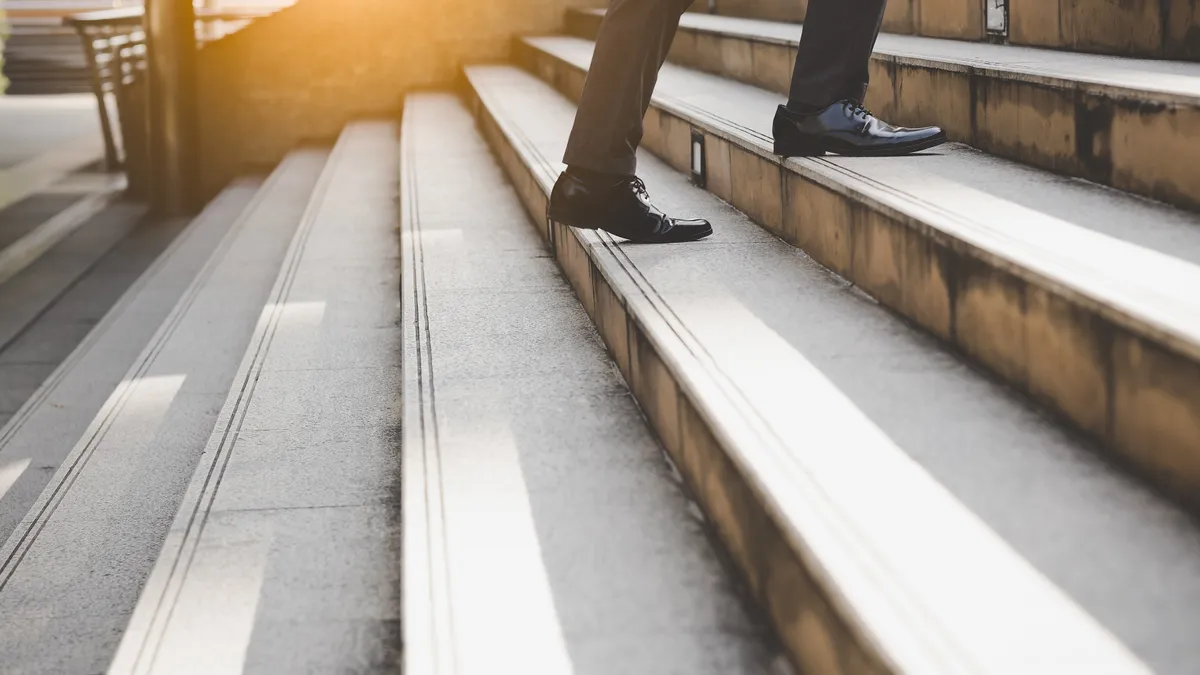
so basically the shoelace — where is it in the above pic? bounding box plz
[847,100,876,120]
[626,176,670,233]
[628,176,651,201]
[846,100,876,135]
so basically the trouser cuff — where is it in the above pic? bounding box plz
[562,146,638,177]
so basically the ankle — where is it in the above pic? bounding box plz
[784,100,824,115]
[566,165,631,187]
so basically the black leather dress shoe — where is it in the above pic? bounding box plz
[548,172,713,244]
[773,100,946,157]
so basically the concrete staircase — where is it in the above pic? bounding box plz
[0,3,1199,674]
[1,24,93,95]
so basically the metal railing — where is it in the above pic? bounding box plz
[64,6,272,197]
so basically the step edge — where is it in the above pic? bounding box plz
[399,96,457,675]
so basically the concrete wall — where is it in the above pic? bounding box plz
[196,0,604,199]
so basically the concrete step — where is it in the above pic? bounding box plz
[462,63,1200,675]
[3,84,96,96]
[108,123,397,675]
[397,94,781,674]
[0,195,146,430]
[0,178,125,291]
[2,29,92,94]
[695,0,1200,61]
[516,34,1200,517]
[0,149,326,674]
[0,184,250,547]
[567,8,1200,213]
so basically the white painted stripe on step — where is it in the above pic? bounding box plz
[0,132,106,214]
[0,176,123,286]
[0,460,31,503]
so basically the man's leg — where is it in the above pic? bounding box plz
[787,0,887,109]
[548,0,712,244]
[561,0,692,176]
[773,0,945,157]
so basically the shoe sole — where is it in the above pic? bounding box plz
[547,206,714,244]
[774,132,949,158]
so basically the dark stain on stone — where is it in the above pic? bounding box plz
[946,251,1029,388]
[927,231,959,344]
[1171,20,1200,59]
[967,68,980,145]
[1160,0,1175,57]
[1074,93,1114,184]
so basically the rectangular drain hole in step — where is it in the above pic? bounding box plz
[691,129,706,190]
[986,0,1008,36]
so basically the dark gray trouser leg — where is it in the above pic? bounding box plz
[787,0,888,108]
[562,0,692,176]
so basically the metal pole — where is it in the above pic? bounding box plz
[75,30,122,171]
[145,0,197,216]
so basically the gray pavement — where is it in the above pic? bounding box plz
[0,95,100,169]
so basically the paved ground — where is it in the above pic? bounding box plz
[0,95,101,169]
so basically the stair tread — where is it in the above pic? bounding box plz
[0,151,325,674]
[0,184,243,547]
[527,35,1200,361]
[393,95,779,674]
[0,198,145,419]
[465,63,1200,674]
[108,125,410,674]
[581,8,1200,102]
